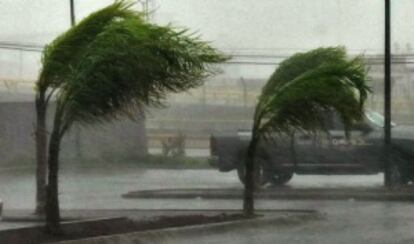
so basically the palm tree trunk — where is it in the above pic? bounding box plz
[243,132,259,217]
[45,126,62,234]
[35,94,48,215]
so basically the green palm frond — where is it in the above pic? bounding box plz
[254,47,371,139]
[38,0,139,91]
[261,47,347,97]
[43,5,227,133]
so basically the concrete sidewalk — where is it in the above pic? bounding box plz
[54,210,321,244]
[0,208,316,230]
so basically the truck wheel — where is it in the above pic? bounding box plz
[388,163,408,187]
[270,172,293,186]
[236,162,268,186]
[388,150,409,187]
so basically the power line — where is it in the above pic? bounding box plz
[0,41,43,48]
[3,41,414,66]
[0,42,43,52]
[0,46,42,52]
[224,60,414,66]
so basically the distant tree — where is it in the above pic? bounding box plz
[243,47,371,216]
[37,1,227,234]
[162,132,186,157]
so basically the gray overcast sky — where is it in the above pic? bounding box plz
[0,0,413,82]
[1,0,413,52]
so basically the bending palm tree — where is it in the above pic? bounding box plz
[34,1,139,214]
[243,47,371,216]
[38,1,227,233]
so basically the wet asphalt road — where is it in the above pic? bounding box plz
[158,200,414,244]
[0,165,384,210]
[1,165,414,243]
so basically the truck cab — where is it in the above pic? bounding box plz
[210,110,414,186]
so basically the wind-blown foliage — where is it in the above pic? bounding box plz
[33,1,141,215]
[38,1,138,91]
[57,15,225,131]
[38,0,227,233]
[256,47,370,135]
[243,47,371,216]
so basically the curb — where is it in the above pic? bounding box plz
[122,187,414,202]
[55,212,321,244]
[0,217,127,244]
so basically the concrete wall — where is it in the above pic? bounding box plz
[0,102,147,167]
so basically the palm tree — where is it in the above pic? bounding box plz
[34,1,139,215]
[37,1,227,234]
[243,47,371,216]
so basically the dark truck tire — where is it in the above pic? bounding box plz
[388,149,410,187]
[388,163,408,187]
[270,172,293,186]
[236,160,269,186]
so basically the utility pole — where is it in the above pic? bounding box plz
[137,0,149,21]
[69,0,82,158]
[70,0,75,26]
[384,0,392,186]
[239,77,247,110]
[137,0,155,22]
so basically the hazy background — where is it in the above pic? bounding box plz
[1,0,412,83]
[0,0,413,162]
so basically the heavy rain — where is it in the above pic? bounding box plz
[1,1,414,243]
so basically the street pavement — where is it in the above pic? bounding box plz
[148,200,414,244]
[0,165,385,210]
[1,165,414,243]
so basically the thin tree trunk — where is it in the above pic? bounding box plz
[35,94,48,215]
[45,126,62,234]
[243,132,259,217]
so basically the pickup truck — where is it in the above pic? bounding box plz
[209,110,414,186]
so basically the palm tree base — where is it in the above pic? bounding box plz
[45,224,63,236]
